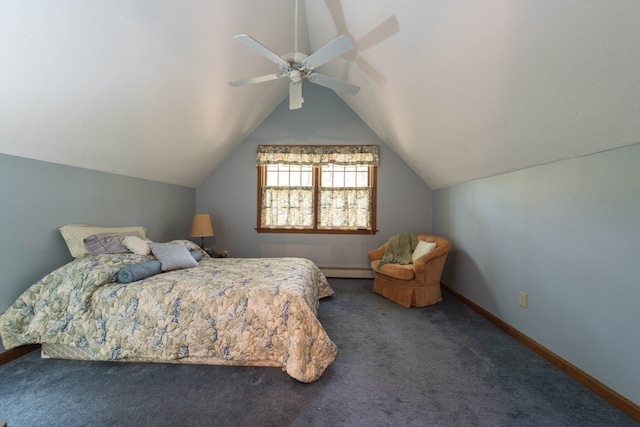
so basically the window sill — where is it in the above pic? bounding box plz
[256,228,377,235]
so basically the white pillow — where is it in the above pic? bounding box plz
[412,240,437,263]
[123,235,151,255]
[59,224,147,258]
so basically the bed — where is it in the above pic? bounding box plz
[0,229,337,383]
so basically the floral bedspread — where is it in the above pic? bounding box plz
[0,242,337,382]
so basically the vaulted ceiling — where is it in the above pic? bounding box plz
[1,1,638,189]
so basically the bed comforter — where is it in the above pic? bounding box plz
[0,242,337,382]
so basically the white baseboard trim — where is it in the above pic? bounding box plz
[320,267,374,279]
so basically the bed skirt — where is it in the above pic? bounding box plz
[41,343,283,368]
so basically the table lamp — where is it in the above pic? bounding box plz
[190,213,214,248]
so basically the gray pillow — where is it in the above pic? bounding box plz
[149,242,199,271]
[84,232,141,255]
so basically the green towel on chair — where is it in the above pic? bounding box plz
[377,233,418,270]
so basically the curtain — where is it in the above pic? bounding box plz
[257,145,379,166]
[318,187,371,229]
[261,187,314,228]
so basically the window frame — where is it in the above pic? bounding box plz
[256,163,377,235]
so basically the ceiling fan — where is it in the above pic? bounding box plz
[228,0,360,110]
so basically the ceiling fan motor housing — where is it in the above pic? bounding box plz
[283,51,309,65]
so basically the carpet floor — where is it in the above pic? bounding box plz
[0,278,636,427]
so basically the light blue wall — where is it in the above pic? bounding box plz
[196,84,433,270]
[0,154,195,352]
[433,143,640,405]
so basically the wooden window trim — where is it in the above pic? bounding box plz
[257,165,377,235]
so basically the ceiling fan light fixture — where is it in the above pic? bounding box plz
[289,69,303,82]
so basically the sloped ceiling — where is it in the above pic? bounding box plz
[1,1,638,189]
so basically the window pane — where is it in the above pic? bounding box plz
[290,171,301,186]
[356,170,367,186]
[321,169,332,187]
[266,164,313,187]
[281,170,290,185]
[344,170,356,187]
[321,164,369,188]
[266,170,278,186]
[301,167,312,186]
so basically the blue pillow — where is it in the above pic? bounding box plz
[190,250,203,262]
[117,260,162,283]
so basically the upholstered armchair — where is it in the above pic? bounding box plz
[368,234,451,308]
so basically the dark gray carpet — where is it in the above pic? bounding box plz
[0,279,636,427]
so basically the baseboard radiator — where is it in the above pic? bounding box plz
[320,267,374,279]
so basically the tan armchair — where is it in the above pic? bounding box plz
[368,234,451,308]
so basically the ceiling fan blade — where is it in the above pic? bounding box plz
[233,34,290,69]
[228,73,282,87]
[289,81,303,110]
[302,35,354,69]
[308,73,360,95]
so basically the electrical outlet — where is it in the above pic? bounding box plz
[519,292,527,308]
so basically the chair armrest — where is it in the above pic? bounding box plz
[413,241,451,273]
[367,243,388,262]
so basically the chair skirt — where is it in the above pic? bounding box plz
[372,273,442,308]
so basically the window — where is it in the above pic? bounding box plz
[257,145,379,234]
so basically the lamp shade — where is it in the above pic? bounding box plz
[190,214,214,238]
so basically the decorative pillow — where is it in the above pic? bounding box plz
[412,240,437,263]
[149,242,198,271]
[123,235,151,255]
[84,232,139,255]
[117,260,162,283]
[190,250,203,262]
[59,224,147,258]
[117,250,202,283]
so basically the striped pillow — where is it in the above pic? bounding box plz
[83,232,141,255]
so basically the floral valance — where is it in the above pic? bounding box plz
[257,145,379,166]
